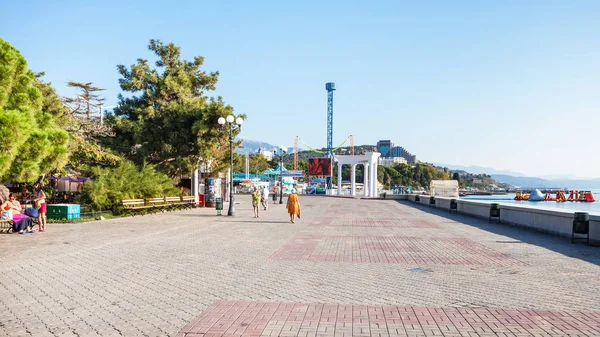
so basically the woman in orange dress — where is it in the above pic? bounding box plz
[286,189,300,223]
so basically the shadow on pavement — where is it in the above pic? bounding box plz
[395,200,600,267]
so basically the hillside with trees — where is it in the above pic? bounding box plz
[268,145,508,190]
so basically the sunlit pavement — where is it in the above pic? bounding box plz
[1,195,599,337]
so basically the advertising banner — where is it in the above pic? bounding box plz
[308,158,332,176]
[306,177,327,195]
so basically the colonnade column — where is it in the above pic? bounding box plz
[351,164,356,196]
[363,164,370,197]
[337,163,342,195]
[371,162,378,197]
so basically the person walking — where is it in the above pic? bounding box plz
[286,188,300,223]
[33,182,47,232]
[251,186,261,218]
[272,184,278,204]
[261,186,269,211]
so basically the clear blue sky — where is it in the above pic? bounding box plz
[2,0,599,178]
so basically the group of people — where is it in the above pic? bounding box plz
[1,183,48,234]
[250,185,301,223]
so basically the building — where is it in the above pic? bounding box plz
[379,157,407,167]
[391,146,417,164]
[254,148,273,161]
[376,140,394,158]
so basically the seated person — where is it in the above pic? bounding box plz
[1,193,33,234]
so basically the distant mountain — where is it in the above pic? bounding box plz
[237,140,293,155]
[433,162,600,189]
[432,163,525,177]
[492,175,600,190]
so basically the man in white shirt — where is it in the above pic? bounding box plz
[261,186,269,210]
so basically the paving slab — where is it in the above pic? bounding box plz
[0,196,599,337]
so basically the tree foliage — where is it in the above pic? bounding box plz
[0,38,69,182]
[78,160,178,211]
[378,163,450,189]
[106,39,242,178]
[65,81,105,118]
[35,77,120,170]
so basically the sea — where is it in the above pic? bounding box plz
[461,190,600,215]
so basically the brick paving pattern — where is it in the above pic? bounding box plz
[310,218,439,228]
[177,300,600,337]
[1,195,599,336]
[270,235,526,266]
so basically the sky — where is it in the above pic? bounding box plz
[1,0,599,178]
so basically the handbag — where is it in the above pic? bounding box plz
[1,210,12,220]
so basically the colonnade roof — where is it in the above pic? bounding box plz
[333,152,381,165]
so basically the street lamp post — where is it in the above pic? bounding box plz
[218,115,244,216]
[274,145,287,204]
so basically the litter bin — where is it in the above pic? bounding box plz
[415,195,420,202]
[449,199,458,213]
[489,203,500,223]
[429,196,435,208]
[572,212,589,244]
[215,197,223,216]
[47,204,81,221]
[198,194,205,207]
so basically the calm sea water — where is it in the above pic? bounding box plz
[461,190,600,215]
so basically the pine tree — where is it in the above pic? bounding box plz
[0,38,69,182]
[107,39,244,178]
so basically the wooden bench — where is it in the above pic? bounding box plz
[121,199,153,216]
[0,217,37,233]
[121,196,197,216]
[146,197,168,213]
[181,196,197,209]
[0,219,12,233]
[164,196,184,211]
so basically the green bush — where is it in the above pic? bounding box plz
[79,160,179,212]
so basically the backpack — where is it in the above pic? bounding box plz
[25,200,39,218]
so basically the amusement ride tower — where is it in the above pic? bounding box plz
[325,82,336,190]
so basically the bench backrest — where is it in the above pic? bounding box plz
[165,196,180,203]
[147,197,166,205]
[181,196,195,203]
[122,199,145,207]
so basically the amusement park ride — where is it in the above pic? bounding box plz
[291,82,355,192]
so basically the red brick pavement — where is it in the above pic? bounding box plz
[176,300,600,337]
[270,235,526,266]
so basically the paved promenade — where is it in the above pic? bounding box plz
[1,196,599,337]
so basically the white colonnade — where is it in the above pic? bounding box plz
[334,152,381,197]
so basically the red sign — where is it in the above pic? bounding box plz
[308,158,332,176]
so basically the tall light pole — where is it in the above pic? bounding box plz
[218,115,244,216]
[274,145,287,204]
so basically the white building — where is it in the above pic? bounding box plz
[255,148,274,160]
[379,157,407,167]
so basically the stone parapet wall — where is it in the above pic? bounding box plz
[405,194,600,246]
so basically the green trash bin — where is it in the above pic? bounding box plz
[449,199,458,213]
[215,197,223,215]
[489,203,500,223]
[47,204,81,221]
[572,212,589,244]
